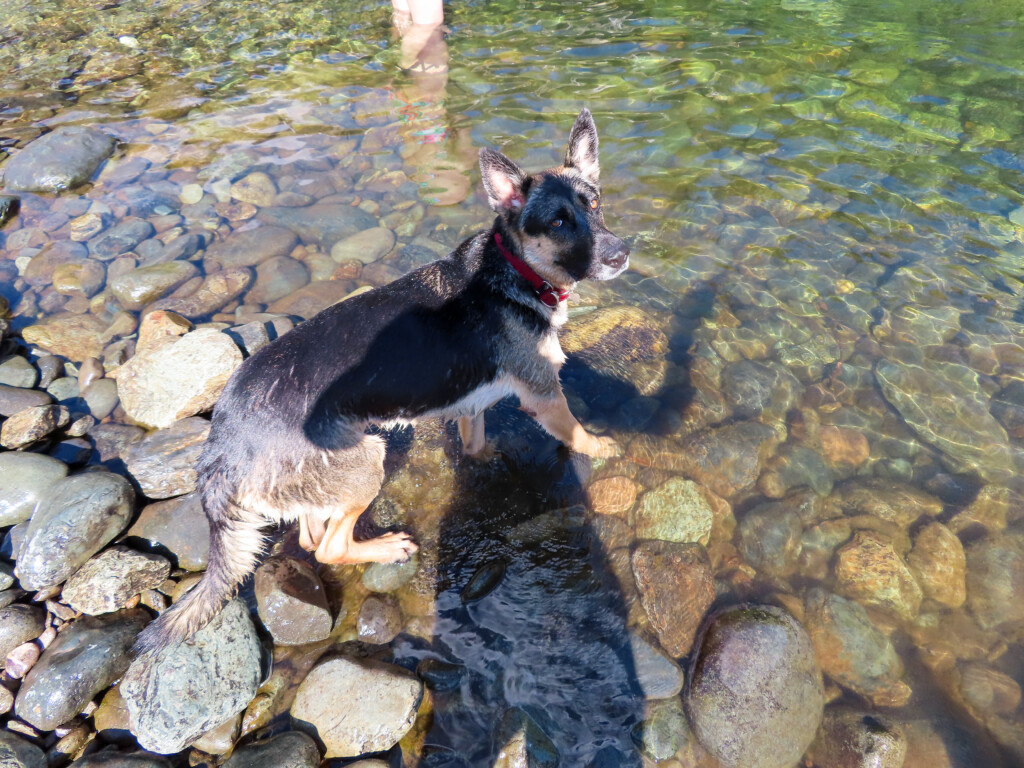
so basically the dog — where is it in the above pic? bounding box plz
[132,108,629,657]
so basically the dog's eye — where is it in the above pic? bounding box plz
[552,219,562,228]
[590,199,599,210]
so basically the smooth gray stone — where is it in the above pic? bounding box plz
[0,730,46,768]
[2,126,115,193]
[0,604,46,659]
[222,731,320,768]
[0,356,38,389]
[122,599,261,754]
[83,378,119,420]
[0,452,69,526]
[15,609,149,731]
[0,384,52,417]
[16,472,134,590]
[258,204,376,248]
[125,492,209,571]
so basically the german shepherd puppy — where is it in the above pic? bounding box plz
[133,109,629,657]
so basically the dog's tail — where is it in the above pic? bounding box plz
[131,463,265,658]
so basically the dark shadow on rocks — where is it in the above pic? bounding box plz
[390,400,645,767]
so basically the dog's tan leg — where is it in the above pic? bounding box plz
[458,413,487,457]
[299,514,326,551]
[315,508,418,565]
[522,390,619,458]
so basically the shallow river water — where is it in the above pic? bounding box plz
[2,0,1024,766]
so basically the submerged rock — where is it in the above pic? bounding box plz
[0,452,68,526]
[803,588,906,705]
[964,529,1024,631]
[204,226,297,270]
[875,359,1015,483]
[122,599,261,754]
[631,540,715,657]
[290,656,423,758]
[253,556,332,646]
[221,731,321,768]
[258,204,377,248]
[806,707,907,768]
[16,610,148,731]
[834,532,923,621]
[2,126,115,192]
[21,313,108,361]
[112,329,241,430]
[685,604,824,768]
[17,472,134,590]
[907,522,966,608]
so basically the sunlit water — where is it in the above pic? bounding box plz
[2,0,1024,765]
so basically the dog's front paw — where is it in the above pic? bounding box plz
[582,434,620,458]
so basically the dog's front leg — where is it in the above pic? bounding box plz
[458,413,488,457]
[521,389,619,458]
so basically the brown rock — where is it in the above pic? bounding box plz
[676,422,780,498]
[631,540,714,657]
[204,226,297,270]
[52,260,106,298]
[230,172,278,207]
[137,310,194,349]
[21,313,107,361]
[835,532,923,621]
[23,241,88,287]
[108,261,199,310]
[908,522,966,607]
[0,405,67,449]
[267,280,353,319]
[819,426,870,470]
[957,662,1022,716]
[832,479,943,527]
[146,267,253,319]
[588,476,638,515]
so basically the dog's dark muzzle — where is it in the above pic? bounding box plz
[590,231,630,280]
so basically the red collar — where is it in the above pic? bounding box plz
[493,232,569,308]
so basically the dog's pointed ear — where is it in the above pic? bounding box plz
[564,108,599,185]
[479,148,528,213]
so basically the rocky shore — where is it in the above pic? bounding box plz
[0,106,1022,768]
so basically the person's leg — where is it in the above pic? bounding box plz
[407,0,443,26]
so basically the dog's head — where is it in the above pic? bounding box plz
[479,109,629,288]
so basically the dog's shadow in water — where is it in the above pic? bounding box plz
[384,401,645,768]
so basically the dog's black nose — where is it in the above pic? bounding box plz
[606,242,629,269]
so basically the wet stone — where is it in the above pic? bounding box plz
[357,594,402,645]
[495,709,559,768]
[964,529,1024,631]
[230,172,278,207]
[290,656,423,758]
[89,218,156,261]
[247,256,311,304]
[0,730,46,768]
[686,604,824,768]
[0,404,66,449]
[721,359,800,421]
[15,609,148,731]
[0,385,53,417]
[71,753,172,767]
[124,417,210,498]
[875,359,1015,483]
[113,329,241,430]
[122,599,262,754]
[627,631,685,700]
[53,259,107,298]
[803,588,906,705]
[957,663,1022,716]
[758,443,833,498]
[635,478,724,545]
[62,546,170,615]
[806,707,907,768]
[0,604,46,660]
[832,479,943,527]
[2,125,115,193]
[203,226,298,270]
[109,262,199,310]
[126,492,210,571]
[16,471,134,591]
[24,241,89,287]
[633,697,691,761]
[835,531,923,621]
[258,204,377,248]
[675,422,779,498]
[0,452,68,526]
[21,313,108,362]
[146,267,253,319]
[361,555,418,593]
[631,540,715,657]
[221,731,321,768]
[907,522,966,608]
[84,378,120,420]
[330,227,396,265]
[589,476,639,516]
[254,556,332,646]
[0,356,38,389]
[738,500,804,578]
[266,279,355,319]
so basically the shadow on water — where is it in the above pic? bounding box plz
[389,400,645,767]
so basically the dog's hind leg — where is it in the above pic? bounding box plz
[299,514,326,551]
[458,413,486,457]
[311,432,418,565]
